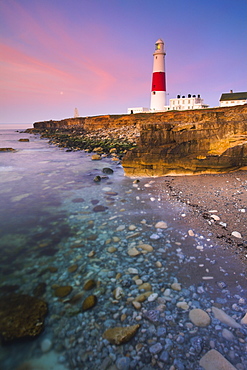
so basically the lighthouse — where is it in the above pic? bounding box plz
[150,38,166,111]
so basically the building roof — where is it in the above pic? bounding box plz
[220,92,247,101]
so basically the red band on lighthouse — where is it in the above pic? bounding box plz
[152,72,166,92]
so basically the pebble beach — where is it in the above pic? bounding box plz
[0,127,246,370]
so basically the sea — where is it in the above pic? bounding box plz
[0,124,246,369]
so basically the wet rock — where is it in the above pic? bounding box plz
[199,349,236,370]
[19,138,29,142]
[128,247,140,257]
[189,308,211,327]
[102,324,140,345]
[147,293,158,302]
[113,287,124,300]
[48,266,58,273]
[93,175,101,182]
[177,301,189,310]
[0,294,47,342]
[54,286,73,298]
[82,295,97,311]
[0,147,16,152]
[132,301,141,310]
[102,167,114,174]
[138,282,152,291]
[83,279,97,291]
[171,282,182,291]
[135,291,152,302]
[108,246,117,253]
[138,244,153,252]
[91,154,101,160]
[68,264,78,273]
[93,205,108,212]
[155,221,167,229]
[212,306,242,328]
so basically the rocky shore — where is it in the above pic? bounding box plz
[1,127,247,370]
[26,122,247,262]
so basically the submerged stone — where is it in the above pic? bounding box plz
[54,286,73,298]
[83,279,97,291]
[93,205,108,212]
[103,324,140,345]
[102,168,114,174]
[68,264,78,273]
[0,294,47,343]
[82,295,97,311]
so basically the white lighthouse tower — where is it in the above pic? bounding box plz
[150,38,166,111]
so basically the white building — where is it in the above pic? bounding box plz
[167,94,209,111]
[220,91,247,107]
[127,107,149,114]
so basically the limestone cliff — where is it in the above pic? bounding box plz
[122,105,247,176]
[34,105,247,176]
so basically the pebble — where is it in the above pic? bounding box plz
[138,243,153,252]
[212,306,242,328]
[171,282,182,291]
[240,312,247,325]
[189,308,211,327]
[108,246,117,253]
[128,268,139,274]
[211,214,220,221]
[155,221,168,229]
[149,342,163,354]
[128,248,140,257]
[200,349,236,370]
[222,328,235,341]
[147,293,158,302]
[231,231,242,239]
[132,301,141,310]
[188,230,195,236]
[116,225,125,231]
[40,338,52,353]
[176,301,189,310]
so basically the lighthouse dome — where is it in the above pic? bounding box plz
[156,38,164,44]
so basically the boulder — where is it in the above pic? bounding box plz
[0,294,47,343]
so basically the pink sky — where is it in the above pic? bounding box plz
[0,0,246,124]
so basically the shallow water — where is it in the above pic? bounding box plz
[0,129,246,369]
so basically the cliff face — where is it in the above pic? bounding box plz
[122,105,247,176]
[34,105,247,176]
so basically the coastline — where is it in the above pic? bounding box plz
[27,125,247,264]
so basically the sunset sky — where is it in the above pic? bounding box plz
[0,0,246,124]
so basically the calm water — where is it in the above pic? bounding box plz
[0,128,246,369]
